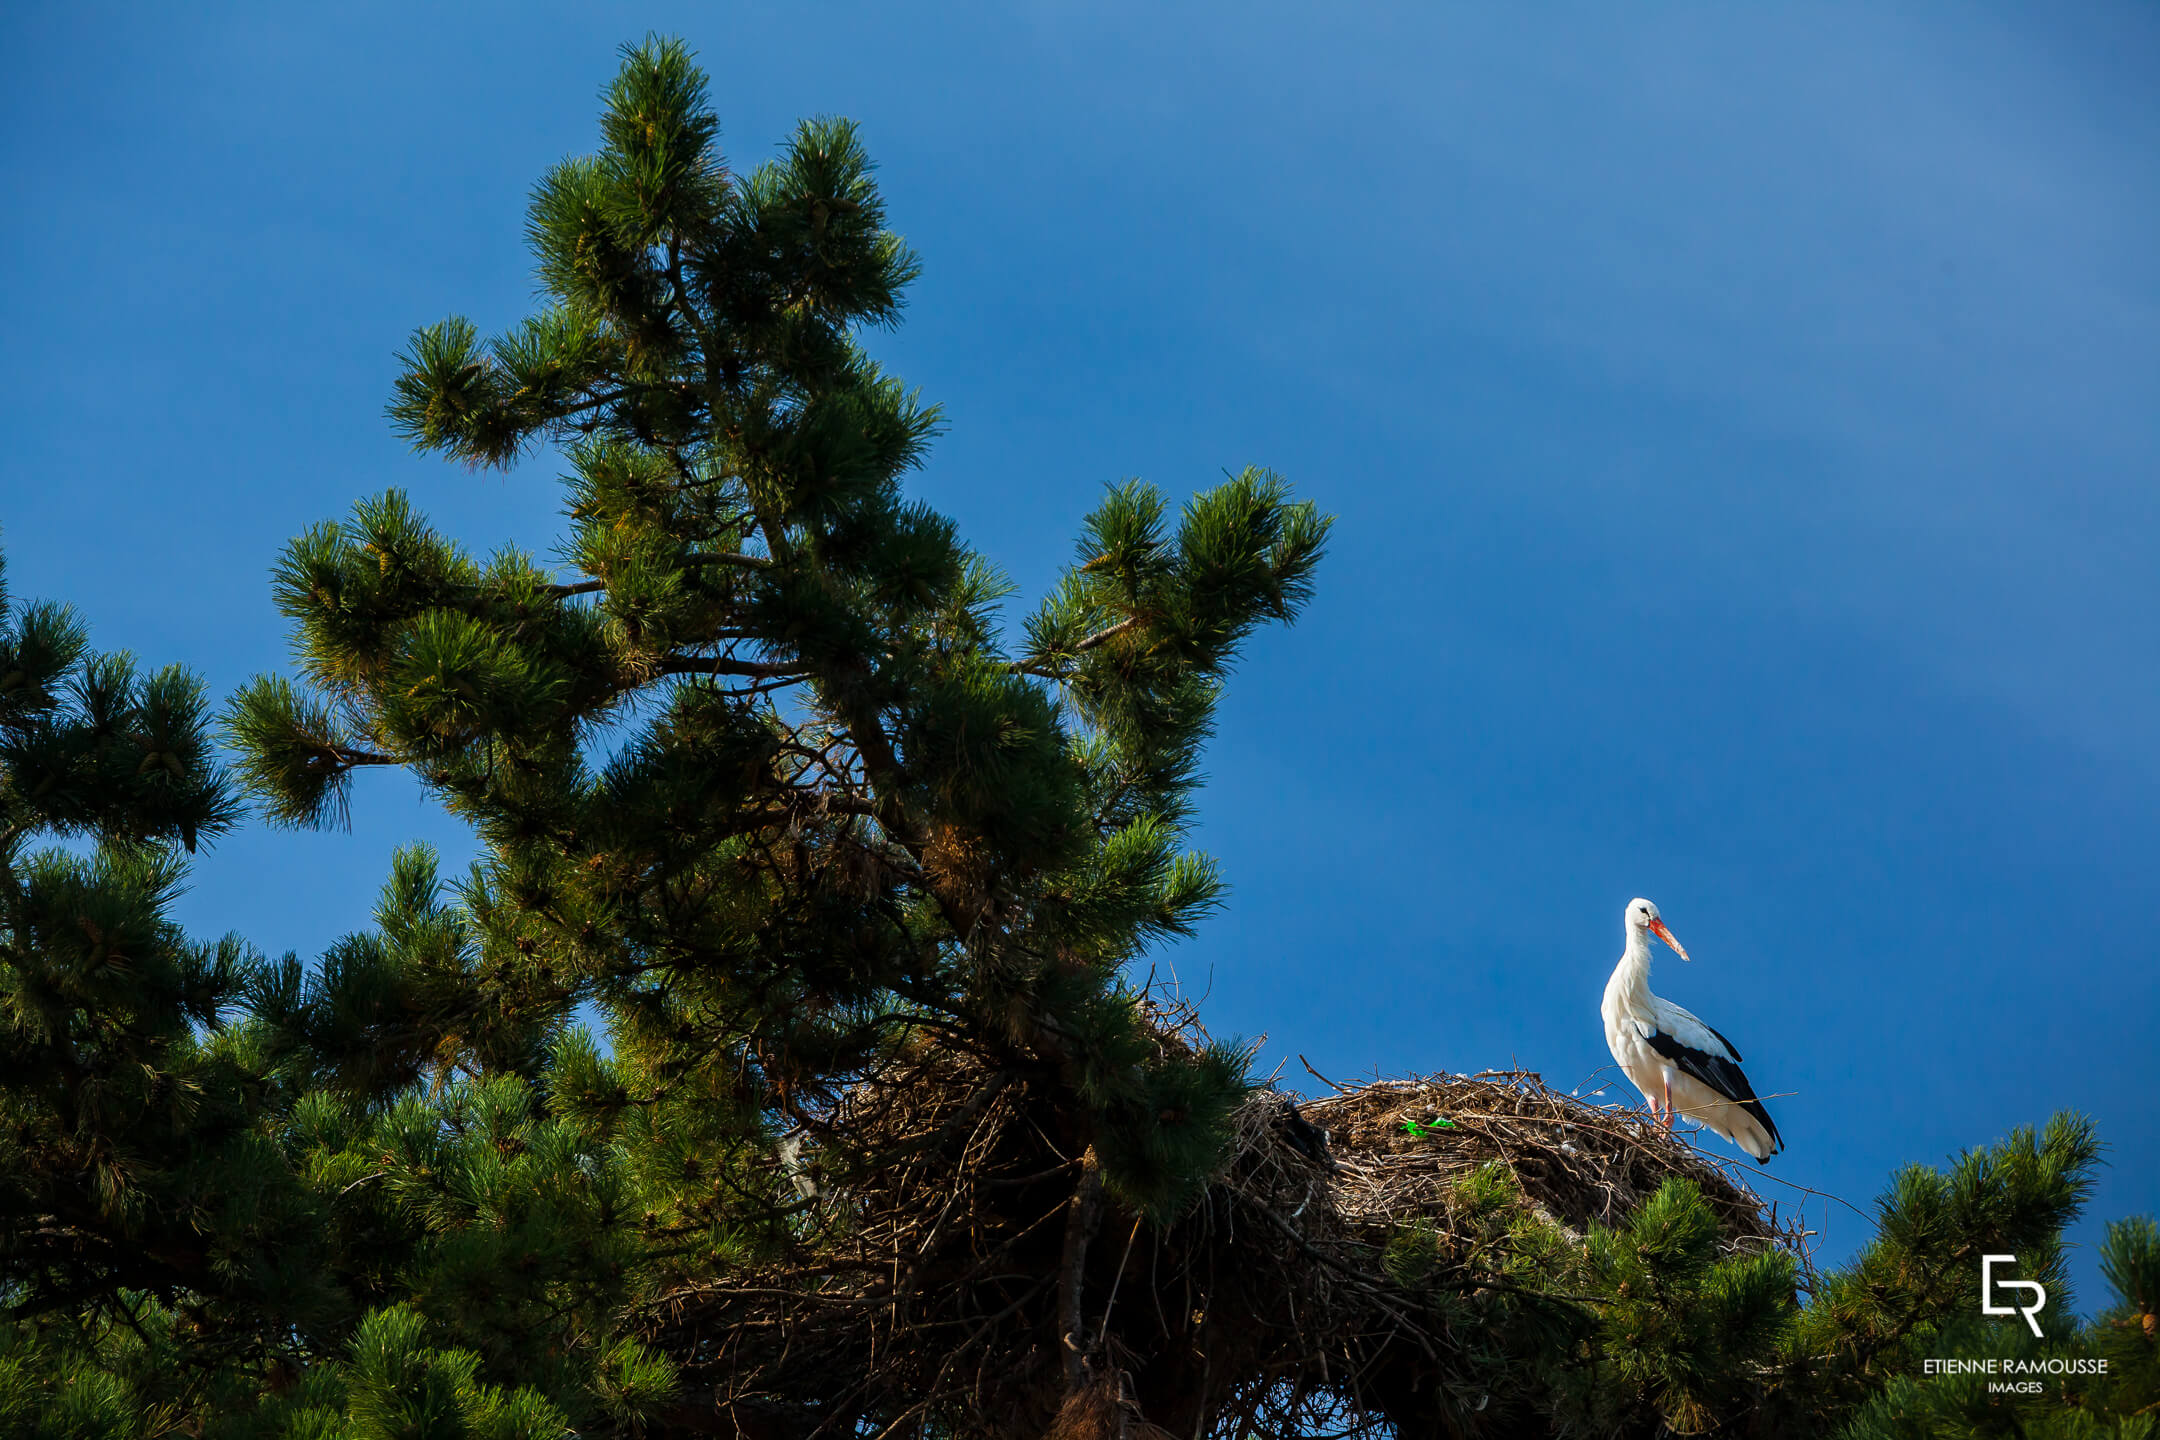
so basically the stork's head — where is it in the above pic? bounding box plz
[1625,897,1691,960]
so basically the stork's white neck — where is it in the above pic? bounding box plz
[1607,927,1657,1011]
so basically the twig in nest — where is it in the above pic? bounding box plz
[1094,1215,1145,1350]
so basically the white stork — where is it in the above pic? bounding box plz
[1601,898,1784,1164]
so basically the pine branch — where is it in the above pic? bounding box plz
[1074,615,1143,653]
[326,745,401,767]
[1009,615,1146,679]
[546,554,760,599]
[681,551,771,572]
[656,655,809,679]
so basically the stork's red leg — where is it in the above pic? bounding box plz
[1661,1076,1674,1132]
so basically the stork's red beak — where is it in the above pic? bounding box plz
[1649,917,1691,961]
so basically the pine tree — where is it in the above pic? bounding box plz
[0,548,672,1435]
[1835,1208,2160,1439]
[226,33,1326,1325]
[0,543,286,1338]
[1784,1114,2104,1424]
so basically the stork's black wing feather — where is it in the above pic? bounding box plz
[1701,1021,1744,1063]
[1642,1028,1785,1156]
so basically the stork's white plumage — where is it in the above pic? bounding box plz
[1601,898,1784,1164]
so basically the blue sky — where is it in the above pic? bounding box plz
[4,1,2155,1309]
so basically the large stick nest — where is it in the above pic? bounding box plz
[645,1025,1807,1440]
